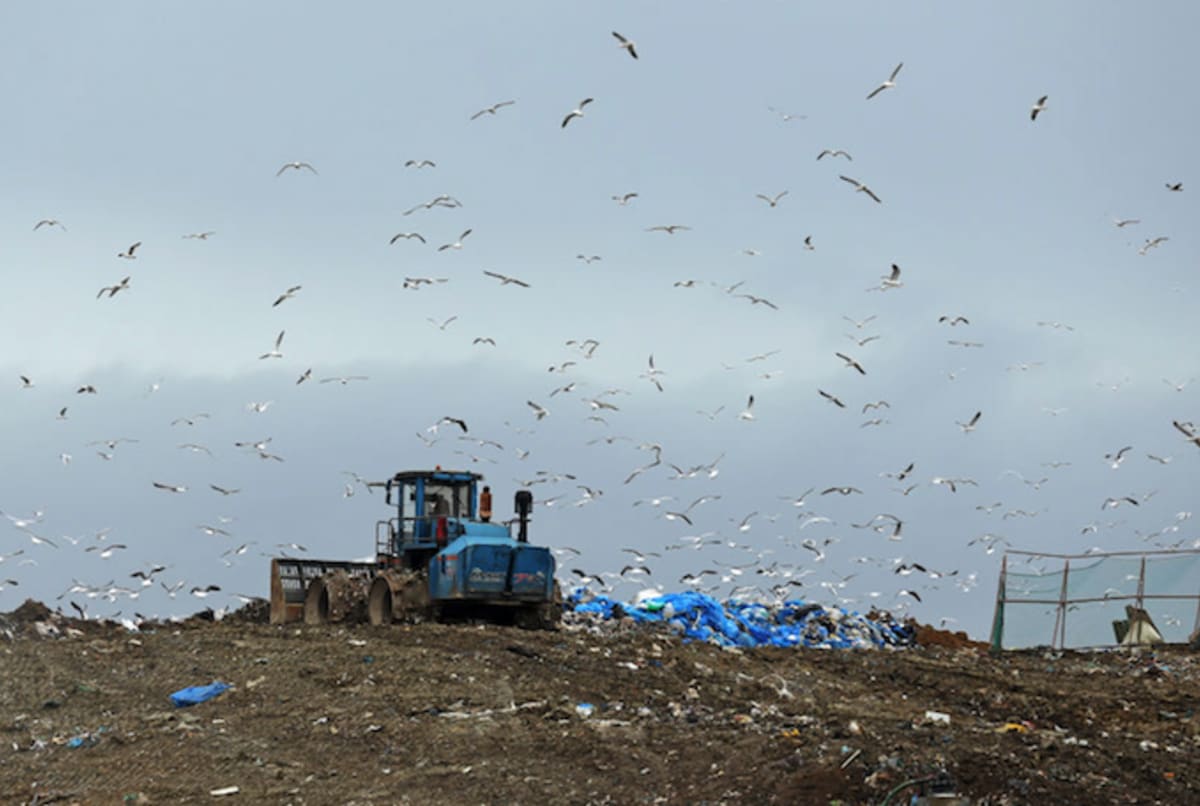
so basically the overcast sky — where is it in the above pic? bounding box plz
[1,2,1197,642]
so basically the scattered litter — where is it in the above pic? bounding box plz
[566,590,915,649]
[210,785,240,796]
[924,710,951,726]
[575,702,596,719]
[997,722,1032,734]
[170,681,231,708]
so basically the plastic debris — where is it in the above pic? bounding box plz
[566,589,915,649]
[210,785,240,796]
[575,702,596,719]
[170,681,231,708]
[923,710,951,726]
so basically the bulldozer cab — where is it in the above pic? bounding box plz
[383,469,481,559]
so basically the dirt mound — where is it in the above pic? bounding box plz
[0,600,1196,804]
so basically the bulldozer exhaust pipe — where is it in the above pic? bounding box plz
[514,490,532,543]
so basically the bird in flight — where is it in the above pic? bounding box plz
[277,161,318,176]
[866,62,903,99]
[957,411,983,433]
[1030,95,1048,121]
[34,219,67,232]
[320,376,368,385]
[817,149,853,161]
[97,276,131,299]
[818,389,846,408]
[438,229,473,251]
[272,285,301,307]
[1166,182,1183,192]
[1138,236,1168,256]
[939,315,970,326]
[611,31,638,59]
[738,395,755,421]
[117,241,141,259]
[427,315,458,331]
[404,159,436,169]
[259,330,285,359]
[152,481,187,493]
[562,98,594,128]
[527,400,549,420]
[482,269,531,287]
[576,254,602,264]
[1112,217,1140,228]
[390,232,426,245]
[182,231,215,240]
[755,191,789,208]
[646,224,691,235]
[612,192,638,206]
[470,100,516,120]
[839,175,882,203]
[835,352,867,375]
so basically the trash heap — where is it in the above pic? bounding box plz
[566,589,915,649]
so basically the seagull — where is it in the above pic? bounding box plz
[427,315,458,331]
[19,375,34,388]
[1138,236,1168,256]
[611,31,638,59]
[847,333,881,347]
[190,584,221,598]
[821,486,863,496]
[527,401,549,420]
[839,175,882,203]
[404,159,436,169]
[640,354,666,392]
[957,411,982,433]
[939,315,970,326]
[843,315,877,330]
[878,263,903,289]
[34,219,67,231]
[817,149,853,162]
[576,255,602,264]
[738,395,756,421]
[210,484,240,496]
[296,369,312,385]
[277,161,318,176]
[1105,446,1133,469]
[561,98,594,128]
[1166,182,1183,192]
[433,416,468,434]
[611,192,638,206]
[390,232,426,244]
[117,241,141,259]
[437,229,473,251]
[1103,496,1140,509]
[272,285,301,307]
[755,191,789,208]
[77,384,97,394]
[1112,218,1140,228]
[1172,420,1200,448]
[866,62,903,99]
[259,330,285,359]
[470,100,516,120]
[482,269,531,287]
[473,337,496,346]
[835,352,867,375]
[182,231,215,239]
[1030,95,1048,121]
[320,375,369,385]
[818,389,846,408]
[197,524,231,537]
[804,235,815,250]
[178,443,213,455]
[97,276,131,299]
[152,481,187,493]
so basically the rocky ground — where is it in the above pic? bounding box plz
[0,599,1197,805]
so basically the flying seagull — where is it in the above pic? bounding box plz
[482,270,531,287]
[152,481,187,493]
[182,231,215,239]
[470,100,516,120]
[755,191,789,208]
[404,159,436,169]
[527,400,549,420]
[839,175,882,203]
[612,192,638,206]
[277,161,318,176]
[427,315,458,331]
[611,31,638,59]
[34,219,67,231]
[957,411,983,433]
[817,149,853,161]
[1030,95,1048,121]
[1166,182,1183,192]
[117,241,141,259]
[437,229,473,251]
[390,232,426,244]
[835,352,866,375]
[866,62,903,99]
[97,276,131,299]
[259,330,285,359]
[646,224,691,234]
[562,98,594,128]
[818,389,846,408]
[272,285,301,307]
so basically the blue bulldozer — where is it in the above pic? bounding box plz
[269,469,561,629]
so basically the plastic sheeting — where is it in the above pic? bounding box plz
[169,681,231,707]
[567,590,914,649]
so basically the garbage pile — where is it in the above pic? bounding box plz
[565,589,915,649]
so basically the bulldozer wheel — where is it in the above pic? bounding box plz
[303,571,368,625]
[368,569,430,625]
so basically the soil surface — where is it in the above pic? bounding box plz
[1,599,1197,805]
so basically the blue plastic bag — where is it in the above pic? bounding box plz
[170,681,230,708]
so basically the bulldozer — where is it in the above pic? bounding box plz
[269,469,560,629]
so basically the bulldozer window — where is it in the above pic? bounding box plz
[425,483,467,518]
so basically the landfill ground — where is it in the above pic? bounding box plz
[0,600,1197,805]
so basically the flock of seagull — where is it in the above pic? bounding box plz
[2,24,1197,639]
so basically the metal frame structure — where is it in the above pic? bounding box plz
[990,548,1200,653]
